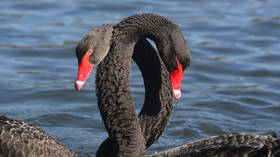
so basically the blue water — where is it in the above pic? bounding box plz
[0,0,280,156]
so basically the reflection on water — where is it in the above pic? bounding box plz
[0,0,280,156]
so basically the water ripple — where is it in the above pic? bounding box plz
[0,0,280,156]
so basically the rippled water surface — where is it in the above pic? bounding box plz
[0,0,280,156]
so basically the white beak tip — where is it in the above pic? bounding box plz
[173,89,181,100]
[75,80,85,90]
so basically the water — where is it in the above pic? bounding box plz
[0,0,280,156]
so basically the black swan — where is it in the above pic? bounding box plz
[76,13,280,157]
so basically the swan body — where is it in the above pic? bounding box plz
[148,133,280,157]
[0,116,78,157]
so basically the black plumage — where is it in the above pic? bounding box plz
[148,133,280,157]
[96,31,174,157]
[0,116,78,157]
[95,13,190,156]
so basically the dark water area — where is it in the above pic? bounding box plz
[0,0,280,156]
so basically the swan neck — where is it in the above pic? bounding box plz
[114,13,176,43]
[96,42,146,156]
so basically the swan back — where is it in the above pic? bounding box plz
[0,116,78,157]
[148,133,280,157]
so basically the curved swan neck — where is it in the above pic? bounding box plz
[96,13,187,156]
[113,13,176,43]
[96,14,175,156]
[112,13,183,72]
[96,39,173,156]
[133,39,173,147]
[96,42,146,156]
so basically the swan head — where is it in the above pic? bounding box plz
[171,27,191,99]
[75,24,113,90]
[157,25,191,99]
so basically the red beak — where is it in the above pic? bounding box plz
[75,49,94,90]
[170,59,185,100]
